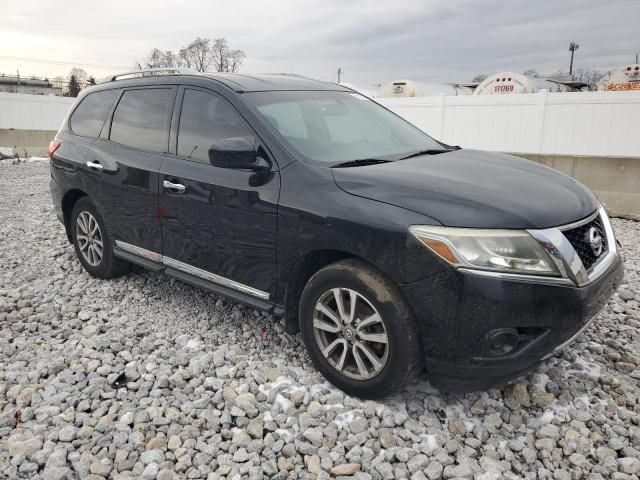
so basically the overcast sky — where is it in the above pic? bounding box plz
[2,0,639,87]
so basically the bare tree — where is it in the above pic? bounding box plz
[574,68,604,90]
[227,49,246,73]
[212,38,230,72]
[65,68,89,96]
[69,68,88,87]
[145,48,181,69]
[52,76,65,90]
[144,37,246,73]
[523,69,539,77]
[162,50,180,68]
[67,75,82,97]
[179,38,214,72]
[472,74,487,83]
[145,48,163,68]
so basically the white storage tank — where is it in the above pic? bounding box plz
[473,72,568,95]
[597,64,640,91]
[377,79,473,97]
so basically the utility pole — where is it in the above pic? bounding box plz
[636,52,639,64]
[337,68,342,83]
[568,42,579,78]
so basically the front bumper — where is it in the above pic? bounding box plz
[401,252,623,393]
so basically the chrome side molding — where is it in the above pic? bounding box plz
[115,241,162,262]
[114,240,270,300]
[163,257,270,299]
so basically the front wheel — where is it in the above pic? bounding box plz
[299,259,423,399]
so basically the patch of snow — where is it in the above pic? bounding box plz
[572,357,602,377]
[334,410,361,430]
[185,338,203,350]
[275,428,295,442]
[532,373,550,392]
[0,155,49,164]
[420,434,438,452]
[259,376,293,394]
[548,402,571,421]
[0,147,15,158]
[539,410,555,425]
[445,403,478,433]
[274,393,293,413]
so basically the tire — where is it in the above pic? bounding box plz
[299,258,423,399]
[71,197,130,279]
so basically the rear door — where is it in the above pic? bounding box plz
[84,86,176,255]
[159,86,279,301]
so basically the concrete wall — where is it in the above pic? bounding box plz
[0,92,74,156]
[0,129,58,157]
[512,153,640,220]
[0,92,74,130]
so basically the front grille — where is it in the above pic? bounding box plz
[562,215,607,270]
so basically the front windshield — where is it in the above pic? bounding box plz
[244,91,444,164]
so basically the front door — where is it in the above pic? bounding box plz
[159,87,279,300]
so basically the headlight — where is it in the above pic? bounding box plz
[409,225,559,276]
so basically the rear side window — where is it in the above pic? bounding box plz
[110,88,173,153]
[177,89,254,163]
[69,90,118,137]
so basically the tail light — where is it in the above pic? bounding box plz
[48,141,61,158]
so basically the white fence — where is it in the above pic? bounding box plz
[1,90,640,157]
[0,92,74,131]
[378,90,640,158]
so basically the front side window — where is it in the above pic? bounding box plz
[110,88,173,153]
[69,89,118,137]
[245,91,444,164]
[177,89,254,163]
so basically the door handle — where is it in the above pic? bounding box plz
[163,180,186,193]
[86,160,104,171]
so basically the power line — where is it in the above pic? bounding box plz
[0,55,130,70]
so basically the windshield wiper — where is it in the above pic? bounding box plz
[331,159,392,168]
[398,147,459,160]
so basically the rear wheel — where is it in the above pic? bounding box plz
[71,197,130,278]
[299,259,423,399]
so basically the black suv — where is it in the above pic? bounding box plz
[49,69,623,398]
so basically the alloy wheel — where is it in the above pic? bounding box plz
[75,211,104,267]
[312,287,389,380]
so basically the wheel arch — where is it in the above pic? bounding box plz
[283,249,366,333]
[61,189,88,243]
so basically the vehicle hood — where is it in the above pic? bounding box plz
[332,149,598,229]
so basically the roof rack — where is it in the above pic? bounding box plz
[263,73,308,78]
[104,68,198,83]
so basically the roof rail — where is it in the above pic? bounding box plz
[263,73,308,78]
[104,68,198,83]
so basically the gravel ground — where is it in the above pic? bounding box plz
[1,160,639,480]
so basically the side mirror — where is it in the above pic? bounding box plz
[208,137,267,171]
